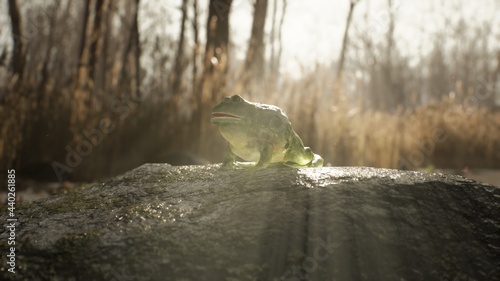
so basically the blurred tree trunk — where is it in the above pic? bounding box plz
[72,0,112,138]
[119,0,141,98]
[7,0,24,85]
[275,0,287,79]
[269,0,278,77]
[88,0,105,80]
[38,2,61,102]
[201,0,232,83]
[132,0,141,96]
[492,50,500,99]
[101,1,114,95]
[267,0,282,95]
[196,0,233,154]
[383,0,397,110]
[1,0,25,178]
[428,38,449,103]
[336,0,358,81]
[385,0,394,72]
[78,1,91,65]
[360,2,374,110]
[191,0,200,98]
[76,0,91,88]
[334,0,358,105]
[239,0,268,91]
[171,0,189,97]
[264,0,287,82]
[88,0,110,98]
[492,50,500,106]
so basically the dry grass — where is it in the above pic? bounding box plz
[341,101,498,169]
[1,67,499,183]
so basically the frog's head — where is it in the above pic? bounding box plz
[211,95,289,126]
[211,95,248,124]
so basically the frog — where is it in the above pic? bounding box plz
[211,94,324,169]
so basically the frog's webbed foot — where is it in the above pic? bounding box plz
[283,161,308,168]
[221,161,258,169]
[283,148,324,168]
[221,161,237,169]
[309,153,324,167]
[234,161,257,168]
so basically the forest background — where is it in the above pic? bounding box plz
[0,0,499,184]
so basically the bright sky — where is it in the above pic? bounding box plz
[226,0,499,76]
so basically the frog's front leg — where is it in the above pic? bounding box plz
[222,144,237,168]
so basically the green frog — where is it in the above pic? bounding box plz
[211,95,324,169]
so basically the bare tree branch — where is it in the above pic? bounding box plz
[336,0,359,80]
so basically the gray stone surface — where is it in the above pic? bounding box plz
[1,164,499,281]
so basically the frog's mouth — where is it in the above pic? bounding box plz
[211,112,242,123]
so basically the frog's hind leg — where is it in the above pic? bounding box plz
[252,144,273,169]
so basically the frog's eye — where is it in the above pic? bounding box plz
[284,142,290,149]
[231,95,243,102]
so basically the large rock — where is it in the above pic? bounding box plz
[1,164,499,281]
